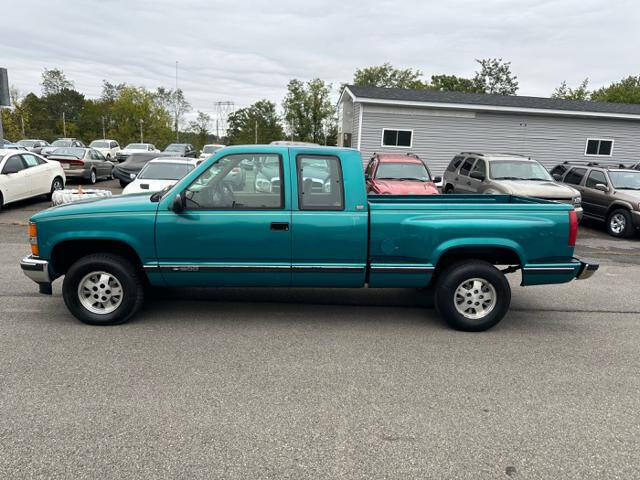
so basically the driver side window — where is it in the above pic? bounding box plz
[184,153,283,210]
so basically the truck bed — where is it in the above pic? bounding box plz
[367,193,578,288]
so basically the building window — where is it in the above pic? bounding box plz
[585,138,613,156]
[381,129,412,148]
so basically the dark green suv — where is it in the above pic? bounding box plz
[550,162,640,238]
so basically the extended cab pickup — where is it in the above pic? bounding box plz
[21,145,598,331]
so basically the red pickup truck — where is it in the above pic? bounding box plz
[365,153,439,195]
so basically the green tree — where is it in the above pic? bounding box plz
[227,100,284,145]
[155,87,192,139]
[430,74,481,93]
[552,78,590,100]
[188,111,212,148]
[282,79,334,143]
[473,58,519,95]
[352,63,426,89]
[41,68,74,96]
[591,76,640,104]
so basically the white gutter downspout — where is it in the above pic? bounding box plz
[357,103,363,151]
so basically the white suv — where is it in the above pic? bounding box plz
[89,139,121,160]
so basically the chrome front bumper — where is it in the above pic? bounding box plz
[576,261,599,280]
[20,255,51,284]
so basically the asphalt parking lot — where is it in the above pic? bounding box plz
[1,182,639,479]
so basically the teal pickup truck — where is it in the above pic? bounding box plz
[21,145,598,331]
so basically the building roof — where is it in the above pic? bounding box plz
[343,85,640,119]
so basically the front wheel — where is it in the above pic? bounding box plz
[434,260,511,331]
[89,169,97,184]
[62,253,145,325]
[607,209,634,238]
[47,176,64,199]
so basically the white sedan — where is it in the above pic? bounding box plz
[0,149,65,210]
[199,144,225,159]
[121,158,198,195]
[89,139,121,160]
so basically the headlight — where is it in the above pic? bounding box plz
[573,196,581,206]
[130,173,136,179]
[255,178,272,193]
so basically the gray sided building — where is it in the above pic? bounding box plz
[337,85,640,175]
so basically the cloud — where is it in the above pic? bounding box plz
[2,0,639,124]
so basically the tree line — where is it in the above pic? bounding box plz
[2,61,640,149]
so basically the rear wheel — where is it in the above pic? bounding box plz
[606,209,634,238]
[434,260,511,331]
[444,184,454,194]
[47,176,64,200]
[119,180,127,188]
[62,253,145,325]
[89,169,97,184]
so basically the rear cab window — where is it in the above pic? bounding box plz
[447,155,464,172]
[296,155,344,210]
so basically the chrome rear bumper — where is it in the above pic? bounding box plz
[576,261,599,280]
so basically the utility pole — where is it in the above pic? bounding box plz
[255,120,258,144]
[62,112,66,137]
[139,119,144,143]
[20,115,25,137]
[216,119,219,140]
[0,108,4,143]
[102,116,106,139]
[175,60,179,142]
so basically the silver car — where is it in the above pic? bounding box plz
[443,152,583,219]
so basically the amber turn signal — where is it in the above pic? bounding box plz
[28,223,39,256]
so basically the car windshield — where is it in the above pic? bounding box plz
[52,140,73,147]
[608,171,640,190]
[18,140,37,147]
[52,147,85,158]
[165,144,185,152]
[125,144,148,150]
[490,160,552,180]
[202,145,222,154]
[90,141,110,148]
[139,162,194,180]
[376,162,431,181]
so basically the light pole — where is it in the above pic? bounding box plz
[102,116,106,139]
[62,112,66,137]
[139,119,144,143]
[175,60,179,142]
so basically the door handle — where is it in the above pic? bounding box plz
[270,222,289,231]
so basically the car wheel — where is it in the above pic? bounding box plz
[47,176,64,199]
[434,260,511,332]
[0,191,3,211]
[119,179,127,188]
[607,209,634,238]
[106,154,111,160]
[89,169,97,184]
[444,184,454,194]
[62,253,145,326]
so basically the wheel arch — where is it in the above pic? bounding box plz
[50,238,144,278]
[433,243,523,277]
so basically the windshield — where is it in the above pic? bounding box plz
[164,144,185,152]
[609,171,640,190]
[376,162,431,181]
[52,140,73,147]
[490,160,552,180]
[51,147,85,158]
[139,162,193,180]
[125,144,148,150]
[203,145,222,154]
[90,141,110,148]
[18,140,37,147]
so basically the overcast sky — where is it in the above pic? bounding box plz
[3,0,639,123]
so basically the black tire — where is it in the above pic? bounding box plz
[0,191,3,211]
[434,260,511,332]
[89,169,97,184]
[606,208,634,238]
[444,184,454,194]
[47,176,64,200]
[62,253,145,326]
[119,179,127,188]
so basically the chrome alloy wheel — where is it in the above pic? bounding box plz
[77,271,123,314]
[52,178,63,191]
[454,277,497,320]
[610,213,626,234]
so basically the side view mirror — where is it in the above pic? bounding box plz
[171,193,184,213]
[552,173,562,181]
[470,171,485,181]
[594,183,609,192]
[433,176,442,183]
